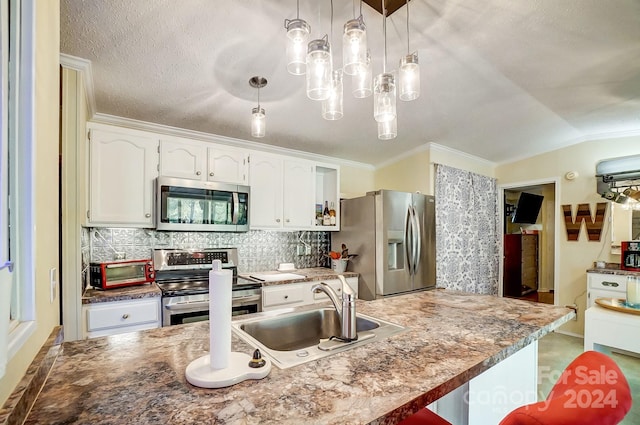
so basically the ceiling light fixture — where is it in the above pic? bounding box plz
[249,76,267,138]
[306,34,332,100]
[374,0,397,129]
[285,0,311,75]
[352,49,372,98]
[342,1,367,76]
[378,116,397,140]
[399,0,419,101]
[322,0,344,120]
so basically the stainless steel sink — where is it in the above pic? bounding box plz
[231,305,405,368]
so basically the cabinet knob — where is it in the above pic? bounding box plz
[284,295,289,299]
[196,171,201,176]
[209,172,214,177]
[276,219,281,223]
[285,219,290,223]
[122,313,130,319]
[145,213,151,218]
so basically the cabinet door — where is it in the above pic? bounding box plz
[283,159,314,228]
[249,154,283,228]
[159,139,206,180]
[89,128,158,227]
[207,146,249,184]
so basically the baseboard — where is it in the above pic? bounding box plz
[553,329,584,339]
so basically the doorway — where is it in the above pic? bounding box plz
[499,180,558,305]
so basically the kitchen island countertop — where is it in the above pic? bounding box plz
[22,289,573,424]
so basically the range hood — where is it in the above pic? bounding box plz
[596,154,640,202]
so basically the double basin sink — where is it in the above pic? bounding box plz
[231,304,405,369]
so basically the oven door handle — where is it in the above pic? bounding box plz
[164,301,209,311]
[232,294,262,304]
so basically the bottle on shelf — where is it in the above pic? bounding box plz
[322,201,331,226]
[329,202,336,225]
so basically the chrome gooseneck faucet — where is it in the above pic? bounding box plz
[311,275,357,341]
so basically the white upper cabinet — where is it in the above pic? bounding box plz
[159,138,206,180]
[88,125,158,227]
[207,145,249,185]
[283,159,315,228]
[160,138,249,185]
[249,153,284,229]
[250,153,333,231]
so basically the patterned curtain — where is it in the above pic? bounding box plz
[435,164,499,294]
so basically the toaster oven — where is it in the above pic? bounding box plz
[89,259,155,290]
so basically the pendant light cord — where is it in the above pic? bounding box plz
[296,0,300,19]
[330,0,334,46]
[406,0,410,53]
[257,85,261,109]
[382,0,387,73]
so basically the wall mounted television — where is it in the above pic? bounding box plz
[511,192,544,224]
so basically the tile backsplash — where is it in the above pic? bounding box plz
[81,227,331,274]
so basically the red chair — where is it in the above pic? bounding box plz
[500,350,632,425]
[397,407,452,425]
[398,350,631,425]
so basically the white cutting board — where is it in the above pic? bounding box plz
[250,273,305,282]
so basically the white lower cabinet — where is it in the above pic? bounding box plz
[587,272,627,307]
[83,298,161,339]
[261,277,358,311]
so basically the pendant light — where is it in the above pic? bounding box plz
[284,0,310,75]
[374,0,396,124]
[306,35,332,101]
[352,49,372,98]
[322,69,344,120]
[249,76,267,138]
[342,1,367,76]
[378,116,397,140]
[399,0,420,101]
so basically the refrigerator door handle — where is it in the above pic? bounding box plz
[411,205,421,276]
[405,206,413,275]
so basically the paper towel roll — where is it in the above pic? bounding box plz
[209,259,232,370]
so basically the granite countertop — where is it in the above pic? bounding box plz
[23,289,573,425]
[82,268,354,304]
[586,267,640,276]
[81,282,162,304]
[240,267,358,287]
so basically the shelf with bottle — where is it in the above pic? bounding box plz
[315,165,340,230]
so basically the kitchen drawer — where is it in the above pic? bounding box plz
[587,273,627,293]
[86,299,160,332]
[262,285,305,308]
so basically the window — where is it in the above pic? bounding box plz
[0,0,36,379]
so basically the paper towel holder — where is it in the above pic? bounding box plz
[185,259,271,388]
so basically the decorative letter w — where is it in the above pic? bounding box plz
[562,203,607,241]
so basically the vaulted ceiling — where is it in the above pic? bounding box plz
[60,0,640,166]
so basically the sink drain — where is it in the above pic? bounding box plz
[296,350,309,358]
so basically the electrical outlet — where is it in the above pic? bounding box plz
[50,267,57,303]
[305,245,312,255]
[297,245,305,256]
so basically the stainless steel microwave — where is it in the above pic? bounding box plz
[156,177,250,232]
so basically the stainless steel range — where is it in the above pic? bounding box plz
[153,248,262,326]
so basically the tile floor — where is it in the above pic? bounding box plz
[538,332,639,424]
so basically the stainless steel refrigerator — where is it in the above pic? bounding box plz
[332,190,436,300]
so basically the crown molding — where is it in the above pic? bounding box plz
[59,54,96,118]
[91,113,374,170]
[428,142,497,167]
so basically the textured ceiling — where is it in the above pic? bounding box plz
[60,0,640,166]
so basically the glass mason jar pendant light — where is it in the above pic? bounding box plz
[249,76,267,138]
[352,49,372,98]
[284,0,310,75]
[285,18,311,75]
[374,0,396,123]
[322,69,344,120]
[374,72,396,123]
[306,35,332,101]
[399,0,420,101]
[342,15,367,76]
